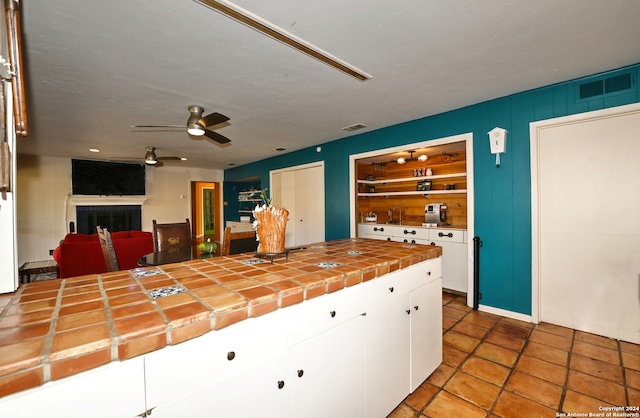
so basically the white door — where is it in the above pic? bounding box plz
[532,104,640,344]
[271,163,325,247]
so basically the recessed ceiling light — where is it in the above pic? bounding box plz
[89,148,100,153]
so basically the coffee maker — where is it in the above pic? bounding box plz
[424,203,447,226]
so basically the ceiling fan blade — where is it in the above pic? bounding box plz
[153,160,164,168]
[203,128,231,144]
[198,112,229,128]
[157,156,183,161]
[130,124,186,129]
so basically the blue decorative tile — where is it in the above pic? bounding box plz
[149,285,186,299]
[133,268,164,278]
[345,251,363,255]
[242,258,266,265]
[316,261,340,269]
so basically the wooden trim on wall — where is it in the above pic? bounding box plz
[5,0,27,137]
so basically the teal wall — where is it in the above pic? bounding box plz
[225,64,640,315]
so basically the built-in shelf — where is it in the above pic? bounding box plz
[358,189,467,197]
[357,172,466,185]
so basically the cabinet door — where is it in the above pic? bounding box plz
[145,310,287,409]
[430,239,467,292]
[150,351,289,418]
[410,278,443,392]
[0,357,145,418]
[364,293,411,418]
[289,316,365,418]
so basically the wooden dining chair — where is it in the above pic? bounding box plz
[152,219,192,252]
[96,226,119,272]
[222,226,258,256]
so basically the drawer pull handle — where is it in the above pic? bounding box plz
[427,271,431,276]
[414,305,419,311]
[277,380,285,389]
[389,287,394,293]
[406,309,411,315]
[403,229,416,235]
[374,227,385,232]
[227,351,235,361]
[430,242,435,246]
[330,310,336,318]
[438,232,454,238]
[297,370,304,378]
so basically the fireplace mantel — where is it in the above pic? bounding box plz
[69,196,147,206]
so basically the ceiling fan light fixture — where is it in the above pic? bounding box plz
[144,146,158,165]
[187,105,206,136]
[187,123,205,136]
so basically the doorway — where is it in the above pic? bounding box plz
[191,181,222,251]
[531,103,640,344]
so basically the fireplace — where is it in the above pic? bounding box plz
[76,205,142,234]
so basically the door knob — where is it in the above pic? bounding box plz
[277,380,285,389]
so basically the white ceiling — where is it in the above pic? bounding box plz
[16,0,640,170]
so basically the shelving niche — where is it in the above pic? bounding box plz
[356,149,467,227]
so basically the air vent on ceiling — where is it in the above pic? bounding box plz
[577,71,635,100]
[342,123,367,132]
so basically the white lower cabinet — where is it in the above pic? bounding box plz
[289,316,365,418]
[151,315,365,418]
[429,229,467,293]
[410,278,443,392]
[365,292,411,417]
[0,357,146,418]
[150,351,289,417]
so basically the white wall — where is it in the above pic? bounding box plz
[16,154,223,265]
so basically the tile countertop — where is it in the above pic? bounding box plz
[0,238,441,398]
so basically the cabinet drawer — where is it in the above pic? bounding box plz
[404,258,442,289]
[287,284,364,347]
[428,228,467,244]
[391,226,430,240]
[358,223,391,237]
[363,269,414,311]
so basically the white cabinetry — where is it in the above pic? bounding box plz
[359,224,467,293]
[0,357,146,418]
[0,257,442,418]
[428,228,467,293]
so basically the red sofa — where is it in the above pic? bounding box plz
[53,231,154,278]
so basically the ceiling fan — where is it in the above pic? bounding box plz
[114,146,185,167]
[131,105,231,144]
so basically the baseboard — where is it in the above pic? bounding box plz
[478,304,533,324]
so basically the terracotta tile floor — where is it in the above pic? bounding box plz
[389,292,640,418]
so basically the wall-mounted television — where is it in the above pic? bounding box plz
[72,159,146,196]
